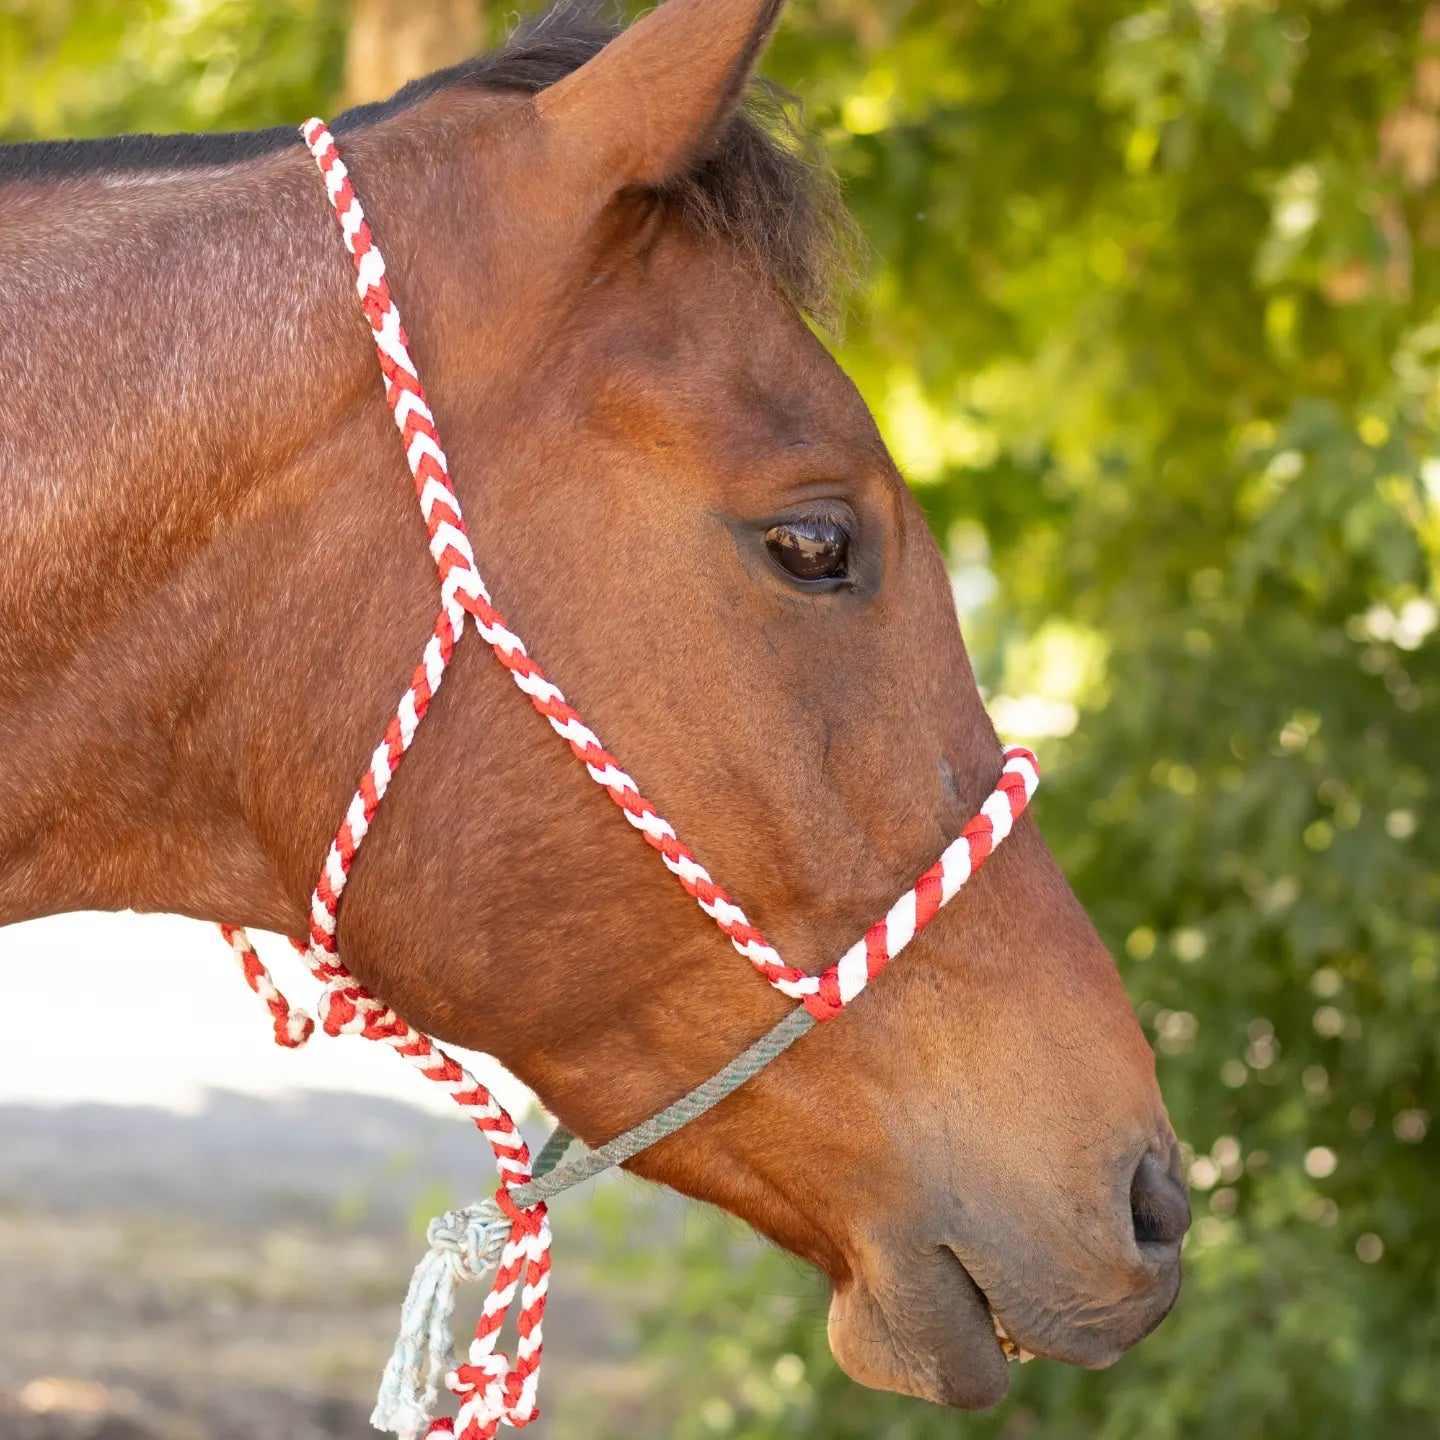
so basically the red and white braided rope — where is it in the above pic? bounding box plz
[295,119,1040,1024]
[219,924,314,1048]
[215,119,1039,1439]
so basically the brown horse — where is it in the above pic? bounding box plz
[0,0,1188,1412]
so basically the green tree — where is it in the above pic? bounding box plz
[0,0,346,139]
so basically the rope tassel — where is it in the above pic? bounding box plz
[371,1126,574,1439]
[370,1201,515,1439]
[370,1199,554,1439]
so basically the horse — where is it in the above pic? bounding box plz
[0,0,1189,1416]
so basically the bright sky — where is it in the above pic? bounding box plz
[2,911,534,1119]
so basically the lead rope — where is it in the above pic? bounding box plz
[212,119,1040,1439]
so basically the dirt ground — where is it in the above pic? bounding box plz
[0,1092,649,1439]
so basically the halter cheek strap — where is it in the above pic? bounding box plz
[213,120,1039,1440]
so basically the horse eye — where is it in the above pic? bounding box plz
[764,517,851,583]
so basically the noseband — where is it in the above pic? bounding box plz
[216,120,1039,1440]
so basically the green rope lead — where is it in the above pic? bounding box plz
[508,1003,818,1210]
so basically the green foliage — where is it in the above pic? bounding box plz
[0,0,345,140]
[4,1,1436,1436]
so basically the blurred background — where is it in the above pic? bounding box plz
[1,0,1437,1437]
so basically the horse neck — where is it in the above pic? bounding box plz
[0,141,410,927]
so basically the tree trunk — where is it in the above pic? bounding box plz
[343,0,486,106]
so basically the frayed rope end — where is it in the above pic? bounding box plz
[370,1202,510,1439]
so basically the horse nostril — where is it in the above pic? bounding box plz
[1130,1151,1191,1247]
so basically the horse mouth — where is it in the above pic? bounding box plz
[954,1250,1036,1366]
[990,1308,1036,1365]
[828,1239,1035,1409]
[956,1243,1183,1375]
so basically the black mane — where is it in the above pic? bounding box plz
[0,6,854,322]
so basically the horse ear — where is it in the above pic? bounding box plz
[532,0,785,202]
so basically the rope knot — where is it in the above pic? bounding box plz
[427,1203,510,1281]
[317,980,408,1040]
[272,1008,315,1048]
[493,1185,546,1235]
[448,1351,541,1434]
[318,981,365,1035]
[449,1351,508,1404]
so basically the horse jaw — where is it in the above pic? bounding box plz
[826,1245,1012,1410]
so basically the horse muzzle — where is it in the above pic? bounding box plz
[825,1142,1189,1409]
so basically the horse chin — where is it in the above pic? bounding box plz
[825,1246,1012,1410]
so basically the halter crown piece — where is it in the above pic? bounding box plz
[214,119,1040,1440]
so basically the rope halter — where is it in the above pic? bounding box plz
[212,119,1041,1440]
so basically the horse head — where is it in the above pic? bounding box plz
[0,0,1186,1410]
